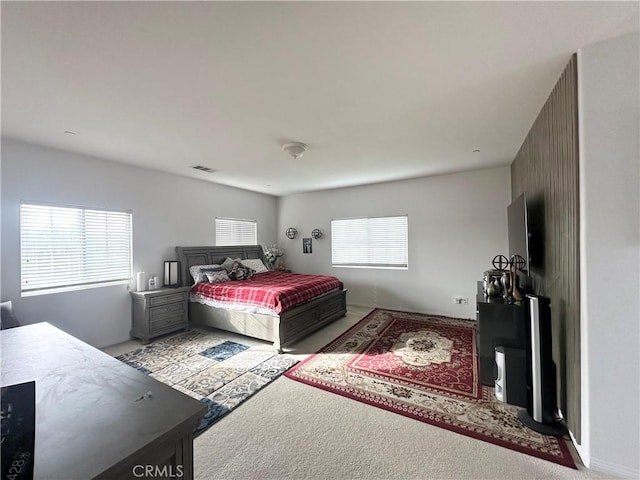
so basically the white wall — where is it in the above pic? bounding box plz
[0,139,277,348]
[278,167,511,319]
[578,32,640,478]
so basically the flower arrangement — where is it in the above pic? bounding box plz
[263,243,285,267]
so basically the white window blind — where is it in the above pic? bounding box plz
[331,215,408,269]
[215,217,257,246]
[20,203,133,296]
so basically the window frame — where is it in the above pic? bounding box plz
[331,214,409,270]
[20,201,133,297]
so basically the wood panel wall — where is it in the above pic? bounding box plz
[510,55,580,441]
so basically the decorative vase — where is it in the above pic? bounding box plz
[511,265,524,302]
[501,272,511,299]
[487,280,500,297]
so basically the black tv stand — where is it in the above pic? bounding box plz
[517,410,567,436]
[476,282,527,386]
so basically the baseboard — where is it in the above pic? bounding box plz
[590,457,639,479]
[349,302,429,316]
[348,302,375,310]
[348,302,474,321]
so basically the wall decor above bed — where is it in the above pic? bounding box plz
[303,238,312,254]
[175,245,347,352]
[285,227,298,239]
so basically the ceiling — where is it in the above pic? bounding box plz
[2,2,638,196]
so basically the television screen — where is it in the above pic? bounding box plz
[507,193,529,274]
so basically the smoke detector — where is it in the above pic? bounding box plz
[282,142,308,160]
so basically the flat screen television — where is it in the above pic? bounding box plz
[507,193,530,274]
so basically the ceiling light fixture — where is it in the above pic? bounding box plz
[282,142,308,160]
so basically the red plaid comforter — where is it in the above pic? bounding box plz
[190,271,344,314]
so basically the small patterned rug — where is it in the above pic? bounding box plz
[285,308,576,469]
[116,330,297,436]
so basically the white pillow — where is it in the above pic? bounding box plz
[189,264,222,283]
[205,270,231,283]
[241,258,268,273]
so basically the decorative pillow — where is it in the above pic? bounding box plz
[241,258,268,273]
[201,266,225,277]
[189,264,222,284]
[221,257,242,273]
[228,261,255,281]
[205,270,231,283]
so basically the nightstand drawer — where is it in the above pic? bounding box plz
[149,291,187,306]
[150,302,185,319]
[151,314,186,332]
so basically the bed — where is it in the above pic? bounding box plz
[175,245,347,351]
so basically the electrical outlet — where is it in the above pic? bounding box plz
[453,297,469,305]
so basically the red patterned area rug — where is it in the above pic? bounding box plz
[285,309,576,469]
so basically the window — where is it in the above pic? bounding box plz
[215,217,257,246]
[20,202,133,296]
[331,215,408,269]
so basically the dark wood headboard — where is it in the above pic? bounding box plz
[175,245,268,286]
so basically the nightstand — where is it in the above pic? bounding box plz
[130,286,190,344]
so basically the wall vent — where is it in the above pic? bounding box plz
[191,165,217,174]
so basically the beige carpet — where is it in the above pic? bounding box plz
[190,305,609,480]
